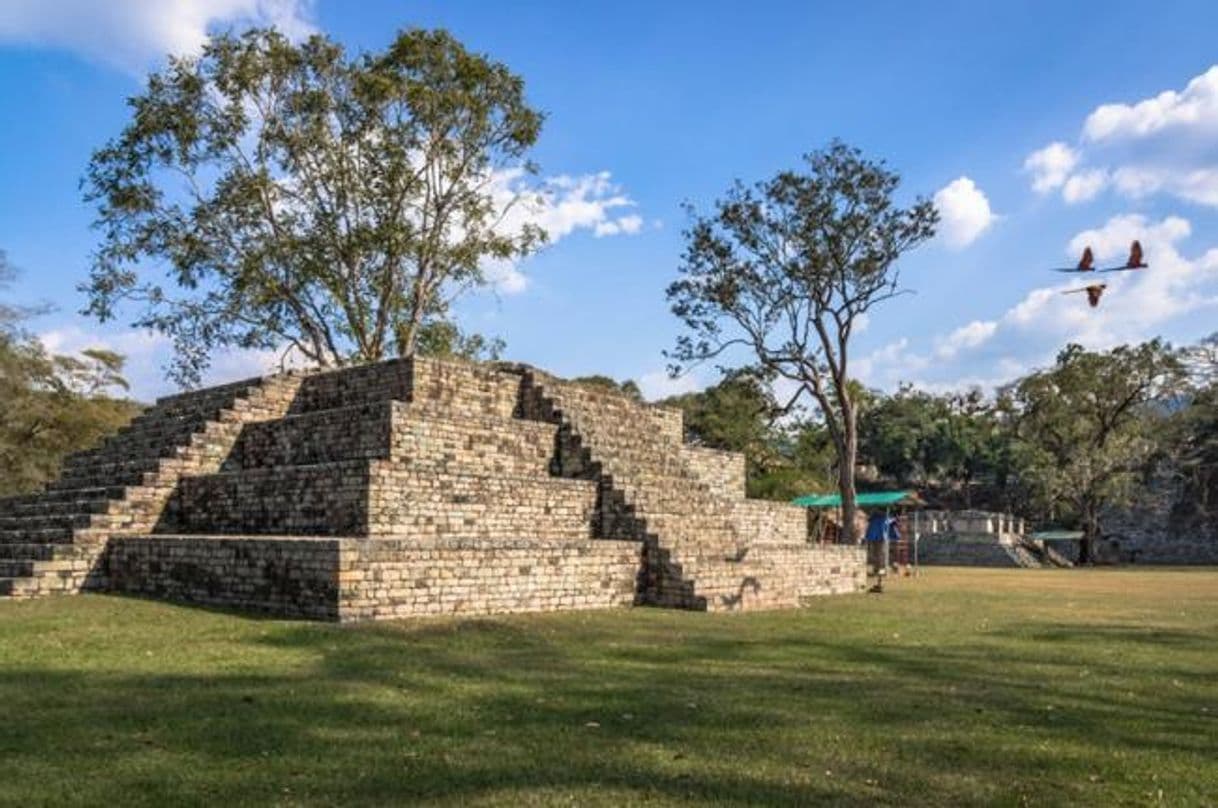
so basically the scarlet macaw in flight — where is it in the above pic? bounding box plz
[1054,241,1147,309]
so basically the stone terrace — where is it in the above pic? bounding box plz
[0,356,864,619]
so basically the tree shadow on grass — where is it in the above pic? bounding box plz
[0,608,1215,806]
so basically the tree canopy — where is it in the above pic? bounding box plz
[1002,341,1184,562]
[666,141,937,540]
[1,252,140,496]
[83,27,544,386]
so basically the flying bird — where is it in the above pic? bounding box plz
[1053,246,1096,273]
[1062,283,1107,308]
[1123,240,1147,270]
[1050,240,1149,281]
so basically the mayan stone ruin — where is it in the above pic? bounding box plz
[0,356,865,620]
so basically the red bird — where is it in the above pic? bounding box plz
[1126,240,1147,269]
[1078,246,1095,272]
[1062,283,1107,308]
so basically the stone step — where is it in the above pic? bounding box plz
[3,498,116,519]
[0,558,89,579]
[0,526,77,544]
[0,513,93,531]
[0,542,89,561]
[0,577,33,598]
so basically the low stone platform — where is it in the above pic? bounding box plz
[106,535,643,622]
[0,356,866,618]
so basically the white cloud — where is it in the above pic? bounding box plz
[0,0,315,72]
[1024,142,1079,193]
[1067,214,1190,263]
[1083,66,1218,142]
[933,176,996,249]
[488,169,643,295]
[935,320,998,359]
[594,214,644,238]
[853,338,930,389]
[639,369,701,402]
[1062,168,1109,204]
[483,262,529,295]
[1027,65,1218,208]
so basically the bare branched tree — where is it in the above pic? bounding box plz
[666,141,938,541]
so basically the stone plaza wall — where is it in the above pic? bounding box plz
[750,543,868,598]
[1102,476,1218,564]
[916,535,1028,567]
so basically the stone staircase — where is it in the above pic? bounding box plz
[0,374,304,599]
[518,368,811,611]
[919,534,1072,568]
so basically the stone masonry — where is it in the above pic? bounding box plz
[916,510,1072,568]
[0,356,865,619]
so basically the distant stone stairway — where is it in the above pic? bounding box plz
[517,368,860,611]
[0,374,305,598]
[918,533,1073,568]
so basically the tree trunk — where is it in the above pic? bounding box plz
[838,401,859,544]
[1079,504,1099,565]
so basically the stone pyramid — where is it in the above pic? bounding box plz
[0,357,864,620]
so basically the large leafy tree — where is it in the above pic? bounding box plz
[1,253,139,495]
[1004,341,1184,563]
[666,141,937,541]
[662,370,781,467]
[860,386,1012,507]
[83,28,544,386]
[1162,333,1218,531]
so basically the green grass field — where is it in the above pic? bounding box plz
[1,568,1216,806]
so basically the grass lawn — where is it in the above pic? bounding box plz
[1,568,1216,806]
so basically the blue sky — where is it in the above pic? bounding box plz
[3,1,1218,401]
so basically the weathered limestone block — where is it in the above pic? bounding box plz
[680,446,746,500]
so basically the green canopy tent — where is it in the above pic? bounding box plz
[791,491,917,508]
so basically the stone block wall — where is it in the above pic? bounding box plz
[167,461,372,536]
[750,544,868,598]
[731,500,808,545]
[365,465,597,539]
[226,403,393,470]
[105,535,641,622]
[287,359,413,414]
[338,537,641,621]
[387,404,557,477]
[680,446,746,499]
[107,536,342,620]
[413,357,520,420]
